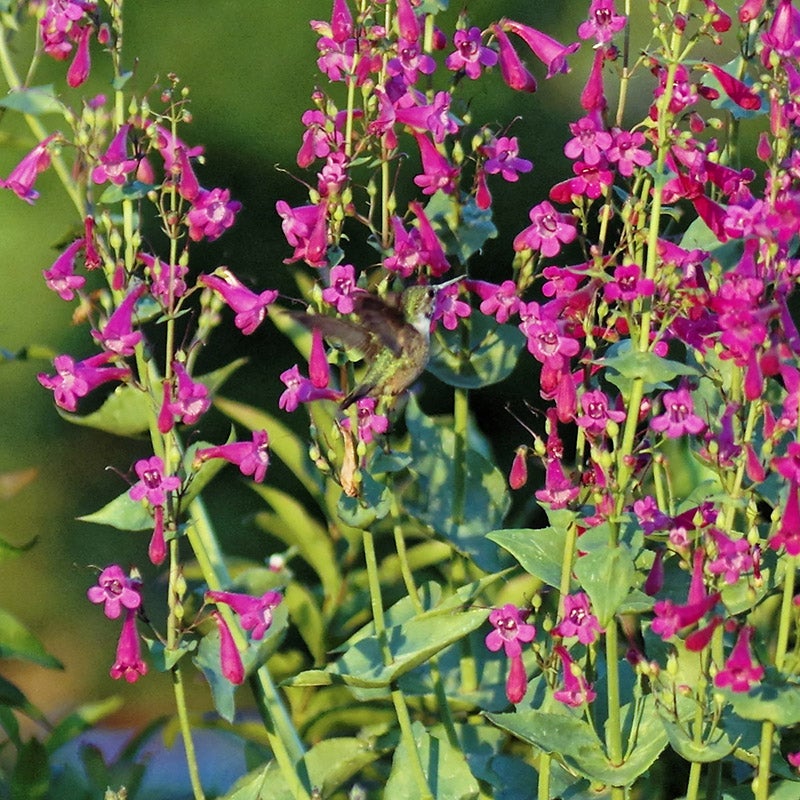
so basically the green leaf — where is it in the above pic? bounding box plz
[222,737,382,799]
[659,712,739,763]
[0,85,63,115]
[428,314,526,389]
[286,608,489,691]
[58,384,151,437]
[0,609,62,669]
[337,469,391,528]
[78,489,153,532]
[720,678,800,726]
[599,341,699,395]
[487,703,668,787]
[284,582,326,665]
[250,483,342,604]
[404,397,509,571]
[197,357,248,394]
[194,628,236,723]
[11,737,49,800]
[386,722,479,799]
[572,546,636,627]
[487,527,571,590]
[423,190,497,265]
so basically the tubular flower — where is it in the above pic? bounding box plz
[500,18,579,79]
[186,187,241,242]
[445,27,497,79]
[0,133,59,204]
[199,268,279,335]
[714,625,764,692]
[195,429,271,483]
[211,611,245,685]
[87,565,142,620]
[491,24,537,93]
[206,589,283,641]
[37,352,130,412]
[109,609,148,683]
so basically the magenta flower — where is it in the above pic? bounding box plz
[66,24,92,87]
[152,125,204,173]
[771,441,800,483]
[553,592,604,645]
[703,63,761,111]
[385,216,424,278]
[553,646,596,707]
[564,116,613,167]
[789,751,800,771]
[322,263,360,313]
[650,385,706,438]
[445,27,497,79]
[199,268,278,336]
[206,589,282,641]
[278,365,343,411]
[501,18,579,79]
[139,253,188,306]
[434,283,470,331]
[158,362,211,432]
[714,625,764,693]
[341,397,389,444]
[491,24,537,93]
[409,200,451,276]
[467,279,520,324]
[92,124,139,185]
[518,301,580,369]
[769,480,800,556]
[607,129,652,177]
[308,327,331,389]
[761,0,800,62]
[196,429,271,484]
[394,91,458,144]
[40,0,96,59]
[411,132,459,196]
[87,565,142,620]
[109,609,148,683]
[707,528,754,585]
[276,200,329,266]
[482,136,533,182]
[509,446,528,490]
[43,238,86,300]
[535,457,580,509]
[38,352,130,412]
[505,650,528,704]
[578,0,627,44]
[387,38,436,84]
[575,389,626,437]
[129,456,181,508]
[739,0,766,24]
[186,187,241,242]
[485,604,536,659]
[603,264,656,303]
[91,284,145,356]
[581,48,608,114]
[651,592,720,640]
[211,611,245,685]
[513,200,577,257]
[1,133,59,204]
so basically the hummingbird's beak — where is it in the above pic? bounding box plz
[432,275,464,291]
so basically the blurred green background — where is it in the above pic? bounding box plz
[0,0,594,740]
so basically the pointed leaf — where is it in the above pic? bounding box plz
[0,85,63,115]
[487,527,572,591]
[58,384,151,436]
[572,546,636,626]
[78,489,153,532]
[719,678,800,726]
[386,722,479,800]
[194,628,236,723]
[0,609,62,669]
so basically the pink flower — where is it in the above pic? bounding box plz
[341,397,389,444]
[206,589,282,641]
[43,238,86,300]
[434,283,470,331]
[564,116,613,166]
[87,565,142,620]
[714,625,764,692]
[129,455,181,508]
[607,128,652,177]
[199,268,278,335]
[500,18,579,79]
[276,200,329,266]
[90,284,145,356]
[578,0,627,44]
[482,136,533,182]
[308,327,331,389]
[92,125,141,185]
[491,24,537,93]
[445,27,497,79]
[485,604,536,659]
[769,480,800,556]
[518,301,580,369]
[109,609,148,683]
[278,365,343,411]
[650,385,706,438]
[575,389,626,437]
[509,447,528,489]
[211,611,245,685]
[467,279,520,324]
[1,133,59,204]
[40,0,96,59]
[505,653,528,704]
[322,263,360,313]
[408,200,451,276]
[761,0,800,62]
[411,132,458,196]
[158,362,211,432]
[703,63,761,111]
[553,646,596,707]
[186,188,241,242]
[37,352,130,412]
[195,429,271,483]
[553,592,604,644]
[66,24,92,87]
[603,264,656,303]
[513,200,577,257]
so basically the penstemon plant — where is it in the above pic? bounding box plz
[3,0,800,798]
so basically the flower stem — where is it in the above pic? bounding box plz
[171,662,206,800]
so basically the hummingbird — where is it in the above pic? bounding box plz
[291,279,460,409]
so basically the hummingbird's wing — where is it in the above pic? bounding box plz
[351,293,406,357]
[289,311,377,359]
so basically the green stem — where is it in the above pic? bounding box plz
[172,663,206,800]
[452,387,468,525]
[537,750,551,800]
[754,721,774,800]
[363,527,431,797]
[685,762,702,800]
